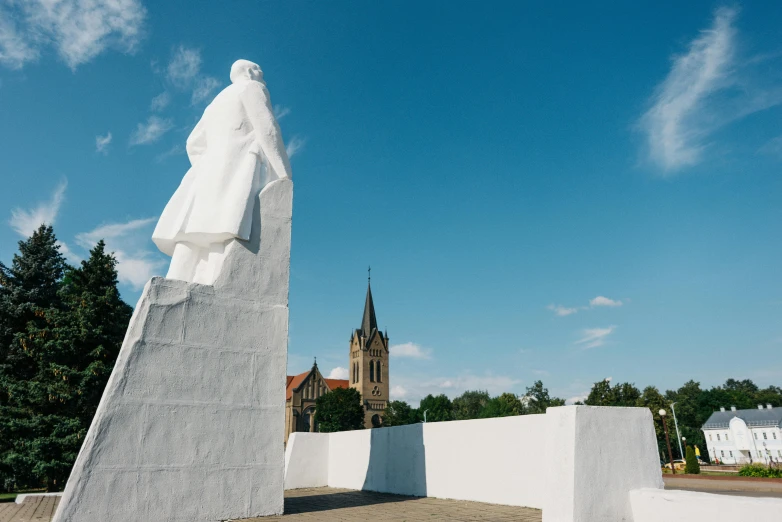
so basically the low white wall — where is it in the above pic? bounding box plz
[325,415,548,507]
[284,406,663,520]
[630,488,782,522]
[284,432,329,490]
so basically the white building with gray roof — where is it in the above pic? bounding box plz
[701,404,782,465]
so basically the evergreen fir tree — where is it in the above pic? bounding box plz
[0,225,69,491]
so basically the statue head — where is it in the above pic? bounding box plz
[230,59,263,84]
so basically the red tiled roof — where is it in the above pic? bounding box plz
[325,379,349,390]
[285,371,351,401]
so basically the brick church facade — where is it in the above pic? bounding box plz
[284,279,389,442]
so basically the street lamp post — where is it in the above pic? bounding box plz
[659,409,675,475]
[423,409,429,423]
[670,402,684,459]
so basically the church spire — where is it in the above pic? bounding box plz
[361,276,378,337]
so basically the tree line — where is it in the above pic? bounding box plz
[0,225,131,492]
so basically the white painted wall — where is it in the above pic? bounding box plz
[630,488,782,522]
[284,433,329,490]
[285,406,663,520]
[544,407,663,522]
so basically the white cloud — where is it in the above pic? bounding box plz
[286,136,306,158]
[547,304,578,317]
[574,326,617,349]
[0,0,146,70]
[390,385,408,400]
[95,132,112,154]
[9,180,67,236]
[390,342,432,359]
[167,45,201,88]
[638,7,782,173]
[273,105,291,120]
[565,395,587,405]
[192,76,221,104]
[155,144,185,162]
[589,296,623,308]
[150,91,171,111]
[327,367,348,380]
[130,116,173,146]
[75,217,164,289]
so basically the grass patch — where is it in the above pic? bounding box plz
[0,492,17,502]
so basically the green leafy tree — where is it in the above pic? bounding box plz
[479,393,523,418]
[419,394,454,422]
[524,380,565,414]
[635,386,669,461]
[314,387,364,432]
[383,400,420,426]
[684,445,700,474]
[452,390,490,420]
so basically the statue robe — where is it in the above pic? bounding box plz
[152,79,292,256]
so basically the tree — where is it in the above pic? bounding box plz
[383,400,419,427]
[452,390,490,420]
[314,387,364,432]
[479,393,523,418]
[418,394,454,422]
[585,380,640,408]
[524,380,565,414]
[635,386,669,460]
[684,445,700,474]
[0,225,69,491]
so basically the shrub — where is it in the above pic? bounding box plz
[684,446,700,474]
[738,463,782,478]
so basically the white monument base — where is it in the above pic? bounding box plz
[53,179,293,522]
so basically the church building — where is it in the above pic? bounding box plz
[284,278,390,442]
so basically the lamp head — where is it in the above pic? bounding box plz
[659,409,667,416]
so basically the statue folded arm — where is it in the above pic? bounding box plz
[240,81,293,180]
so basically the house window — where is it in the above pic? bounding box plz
[774,433,778,440]
[763,432,768,440]
[778,450,781,457]
[709,434,712,441]
[725,433,729,441]
[729,451,733,457]
[754,432,758,440]
[717,434,721,441]
[721,450,725,457]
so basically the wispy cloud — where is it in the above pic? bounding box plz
[286,136,306,158]
[150,91,171,111]
[192,76,221,104]
[130,116,173,146]
[76,217,164,289]
[390,342,433,360]
[393,372,522,407]
[589,296,623,307]
[167,45,201,88]
[327,367,348,380]
[9,180,67,236]
[155,144,185,162]
[0,0,146,70]
[95,132,112,154]
[273,105,291,120]
[639,7,782,173]
[574,326,617,349]
[547,304,578,317]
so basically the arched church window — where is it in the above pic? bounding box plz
[371,414,382,428]
[376,361,382,382]
[369,360,375,382]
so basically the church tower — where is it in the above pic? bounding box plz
[349,274,389,428]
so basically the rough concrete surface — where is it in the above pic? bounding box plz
[53,179,292,522]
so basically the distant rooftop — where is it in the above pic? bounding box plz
[702,406,782,429]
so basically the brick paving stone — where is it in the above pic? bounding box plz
[0,487,542,522]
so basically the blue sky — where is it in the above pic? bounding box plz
[1,2,781,406]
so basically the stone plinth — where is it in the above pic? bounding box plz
[53,178,292,522]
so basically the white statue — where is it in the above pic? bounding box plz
[152,59,292,284]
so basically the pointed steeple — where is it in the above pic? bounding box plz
[361,280,378,337]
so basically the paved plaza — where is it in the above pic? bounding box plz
[0,487,542,522]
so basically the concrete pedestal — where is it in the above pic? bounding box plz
[53,179,292,521]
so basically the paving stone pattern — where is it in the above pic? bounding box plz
[0,488,542,521]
